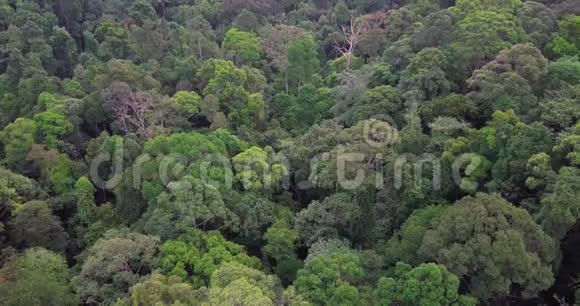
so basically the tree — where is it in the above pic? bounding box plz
[419,193,556,301]
[442,110,553,195]
[0,247,78,306]
[545,16,580,58]
[547,56,580,88]
[449,10,525,75]
[419,94,478,123]
[128,0,156,25]
[341,85,404,126]
[0,166,44,215]
[375,262,477,306]
[553,123,580,166]
[232,146,287,191]
[287,34,320,91]
[383,8,417,43]
[516,1,557,48]
[75,176,96,224]
[263,218,302,284]
[141,177,234,240]
[33,111,74,149]
[295,193,363,246]
[399,48,450,101]
[208,278,274,306]
[467,44,548,118]
[170,90,201,115]
[414,9,456,49]
[94,17,133,60]
[233,9,260,32]
[0,118,37,168]
[276,84,334,133]
[72,228,160,305]
[223,27,263,67]
[26,145,77,194]
[123,273,205,306]
[49,26,78,78]
[207,262,278,306]
[8,200,69,253]
[294,252,363,305]
[537,167,580,240]
[109,84,159,139]
[264,220,300,262]
[260,25,305,91]
[198,59,266,128]
[128,22,167,62]
[225,191,275,242]
[334,16,368,71]
[384,205,448,267]
[541,90,580,130]
[159,229,261,288]
[177,15,220,61]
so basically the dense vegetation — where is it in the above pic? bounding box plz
[0,0,579,305]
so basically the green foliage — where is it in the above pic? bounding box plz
[160,229,261,288]
[385,205,448,267]
[124,273,204,306]
[72,229,160,305]
[225,191,276,241]
[0,118,37,167]
[467,44,548,118]
[141,176,233,240]
[296,193,363,246]
[419,193,556,300]
[264,220,299,262]
[294,252,364,305]
[400,48,450,101]
[537,167,580,240]
[287,34,320,90]
[553,122,580,166]
[375,262,477,306]
[207,262,278,306]
[75,176,96,224]
[342,85,404,126]
[0,166,43,210]
[223,28,263,67]
[264,217,302,285]
[233,146,287,191]
[450,10,525,74]
[275,84,334,133]
[170,91,201,115]
[33,111,74,149]
[443,110,553,194]
[420,94,478,123]
[0,1,578,304]
[546,16,580,58]
[0,247,78,306]
[8,200,69,253]
[547,56,580,89]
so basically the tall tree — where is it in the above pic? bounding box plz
[75,176,96,224]
[287,34,320,91]
[419,193,556,301]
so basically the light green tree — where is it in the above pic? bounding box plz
[223,27,263,67]
[75,176,96,224]
[375,262,477,306]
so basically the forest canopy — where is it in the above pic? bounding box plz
[0,0,579,305]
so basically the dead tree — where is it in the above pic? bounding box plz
[113,91,156,139]
[334,16,368,71]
